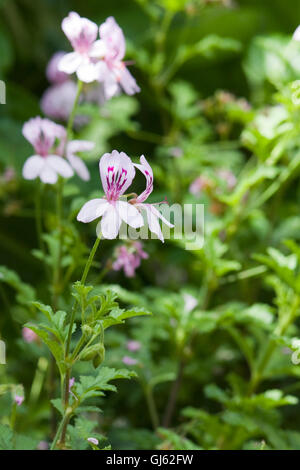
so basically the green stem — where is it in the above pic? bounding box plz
[67,80,83,140]
[248,296,300,395]
[50,410,72,450]
[143,384,159,430]
[55,236,101,448]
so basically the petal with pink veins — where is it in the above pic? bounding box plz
[135,155,153,203]
[99,150,135,199]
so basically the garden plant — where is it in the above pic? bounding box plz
[1,0,300,451]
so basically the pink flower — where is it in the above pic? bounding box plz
[59,12,100,83]
[41,80,78,121]
[126,340,141,352]
[91,17,140,99]
[66,140,93,181]
[131,156,173,242]
[189,176,211,196]
[87,437,99,446]
[22,117,73,184]
[14,395,24,406]
[77,150,144,239]
[113,241,148,277]
[217,168,236,190]
[122,355,138,366]
[46,52,70,84]
[22,327,38,344]
[37,441,49,450]
[69,377,75,392]
[3,166,15,183]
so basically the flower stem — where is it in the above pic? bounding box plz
[67,79,83,140]
[50,410,71,450]
[54,236,101,448]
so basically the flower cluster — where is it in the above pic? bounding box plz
[77,151,173,240]
[59,12,140,99]
[22,117,93,183]
[112,241,148,277]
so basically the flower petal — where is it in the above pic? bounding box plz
[148,204,174,228]
[77,199,109,223]
[119,66,140,96]
[142,204,164,242]
[100,205,122,239]
[22,155,45,180]
[135,155,153,203]
[89,39,107,58]
[99,150,135,198]
[58,52,82,74]
[68,154,90,181]
[77,61,100,83]
[116,200,144,228]
[47,155,74,178]
[67,140,95,155]
[40,163,58,184]
[99,16,126,61]
[62,12,98,50]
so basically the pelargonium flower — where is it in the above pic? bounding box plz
[91,17,140,99]
[22,327,38,344]
[77,150,144,239]
[59,12,100,83]
[46,52,70,84]
[131,156,174,242]
[14,395,24,406]
[189,176,212,196]
[122,355,138,366]
[41,80,78,121]
[22,117,73,184]
[126,340,141,352]
[113,241,148,277]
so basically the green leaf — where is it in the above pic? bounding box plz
[0,424,13,450]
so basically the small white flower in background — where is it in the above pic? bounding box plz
[77,150,144,239]
[183,293,198,314]
[91,16,140,99]
[22,117,73,184]
[59,12,100,83]
[22,116,93,183]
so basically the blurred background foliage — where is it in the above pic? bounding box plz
[3,0,300,450]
